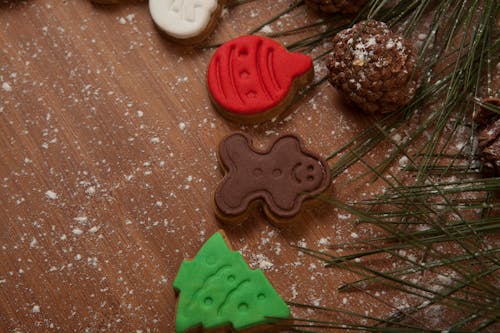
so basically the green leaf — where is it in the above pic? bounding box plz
[173,232,290,332]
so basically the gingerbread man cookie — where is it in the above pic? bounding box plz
[214,132,331,224]
[149,0,226,44]
[207,35,314,123]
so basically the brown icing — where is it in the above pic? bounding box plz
[214,132,331,221]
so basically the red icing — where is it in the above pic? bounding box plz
[207,35,313,116]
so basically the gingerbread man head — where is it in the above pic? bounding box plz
[214,132,331,223]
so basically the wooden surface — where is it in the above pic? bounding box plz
[0,1,395,332]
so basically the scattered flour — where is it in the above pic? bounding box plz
[72,228,83,236]
[44,190,58,200]
[2,82,12,92]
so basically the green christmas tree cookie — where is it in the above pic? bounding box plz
[173,231,290,332]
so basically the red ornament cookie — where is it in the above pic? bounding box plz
[207,35,314,124]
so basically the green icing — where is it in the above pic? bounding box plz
[173,232,290,332]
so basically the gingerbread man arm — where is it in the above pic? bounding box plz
[215,133,259,216]
[217,132,254,174]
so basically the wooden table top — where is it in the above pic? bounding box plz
[1,1,396,331]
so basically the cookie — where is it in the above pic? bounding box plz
[149,0,226,44]
[207,35,314,123]
[214,132,331,225]
[173,231,290,332]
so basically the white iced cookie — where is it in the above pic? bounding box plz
[149,0,223,44]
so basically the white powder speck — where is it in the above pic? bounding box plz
[366,37,377,47]
[74,216,88,224]
[318,238,330,246]
[399,156,409,168]
[137,110,143,118]
[150,137,160,144]
[351,232,359,239]
[45,190,58,200]
[2,82,12,92]
[253,254,273,271]
[88,226,99,234]
[179,122,186,130]
[258,259,273,270]
[85,186,95,195]
[437,274,452,285]
[72,228,83,236]
[265,130,276,136]
[29,238,38,248]
[186,175,193,182]
[32,305,40,313]
[176,76,188,84]
[353,42,369,65]
[392,133,402,143]
[261,25,273,33]
[291,284,298,299]
[74,254,82,261]
[119,17,127,25]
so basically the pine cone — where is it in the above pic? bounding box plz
[305,0,367,14]
[327,20,420,113]
[475,97,500,177]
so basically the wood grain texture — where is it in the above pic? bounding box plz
[0,1,395,332]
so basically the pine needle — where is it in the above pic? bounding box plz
[256,0,500,330]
